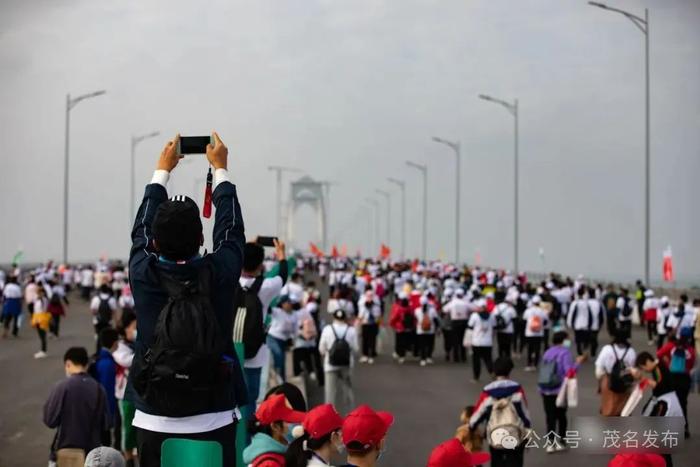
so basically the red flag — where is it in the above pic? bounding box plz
[411,259,419,272]
[331,245,339,258]
[309,242,325,258]
[663,246,674,282]
[380,243,391,259]
[341,245,348,257]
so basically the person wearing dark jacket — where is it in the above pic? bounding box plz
[44,347,110,463]
[126,133,247,467]
[95,327,119,446]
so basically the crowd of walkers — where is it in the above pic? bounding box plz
[1,133,698,467]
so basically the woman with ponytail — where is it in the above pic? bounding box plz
[285,404,344,467]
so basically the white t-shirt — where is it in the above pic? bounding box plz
[493,302,517,334]
[666,307,697,338]
[444,298,470,321]
[239,275,284,369]
[414,305,439,335]
[80,269,94,287]
[133,410,238,434]
[318,322,359,372]
[468,312,495,347]
[267,308,297,341]
[523,306,547,337]
[2,283,22,299]
[595,344,636,375]
[90,294,118,312]
[357,297,381,325]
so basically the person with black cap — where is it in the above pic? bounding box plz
[239,237,289,422]
[126,133,247,467]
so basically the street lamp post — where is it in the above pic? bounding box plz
[375,189,391,247]
[130,131,160,225]
[63,90,106,264]
[432,137,461,264]
[478,94,519,274]
[268,166,302,238]
[588,1,651,285]
[406,161,428,260]
[365,198,380,256]
[387,177,406,260]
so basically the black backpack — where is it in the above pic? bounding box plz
[96,297,113,324]
[232,276,265,360]
[609,346,634,394]
[133,266,230,417]
[329,325,351,367]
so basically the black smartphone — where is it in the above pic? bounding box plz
[178,136,211,154]
[257,236,278,247]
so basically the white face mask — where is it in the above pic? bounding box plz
[563,339,572,348]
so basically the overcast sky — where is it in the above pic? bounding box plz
[1,0,698,285]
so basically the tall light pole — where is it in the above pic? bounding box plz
[130,131,160,225]
[63,90,106,264]
[478,94,519,273]
[432,137,461,264]
[320,180,338,252]
[375,189,391,246]
[589,1,651,285]
[365,198,380,256]
[387,177,406,260]
[406,161,428,260]
[268,166,302,238]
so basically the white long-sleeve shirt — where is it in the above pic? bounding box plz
[523,306,547,337]
[468,312,496,347]
[414,305,439,335]
[267,308,297,341]
[318,322,359,372]
[493,302,517,334]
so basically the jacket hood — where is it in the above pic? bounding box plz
[242,433,287,464]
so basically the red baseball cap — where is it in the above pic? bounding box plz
[608,454,666,467]
[255,394,306,426]
[342,405,394,449]
[427,438,491,467]
[303,404,344,439]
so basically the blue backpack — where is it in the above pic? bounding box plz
[669,347,687,374]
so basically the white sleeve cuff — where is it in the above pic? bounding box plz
[151,170,170,187]
[213,168,229,190]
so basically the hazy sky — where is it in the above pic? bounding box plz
[1,0,699,285]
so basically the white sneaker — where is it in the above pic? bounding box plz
[34,351,48,359]
[420,360,427,367]
[359,356,369,363]
[392,352,399,360]
[555,441,567,452]
[368,358,375,364]
[309,373,317,381]
[398,358,405,364]
[524,366,535,372]
[546,444,557,454]
[426,358,434,364]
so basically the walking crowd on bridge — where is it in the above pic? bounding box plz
[2,133,699,467]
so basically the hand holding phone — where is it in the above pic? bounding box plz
[256,236,277,247]
[177,136,212,155]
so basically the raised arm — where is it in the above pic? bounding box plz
[208,133,246,283]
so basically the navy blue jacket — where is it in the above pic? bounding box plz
[125,180,248,415]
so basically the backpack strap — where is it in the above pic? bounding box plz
[248,275,265,294]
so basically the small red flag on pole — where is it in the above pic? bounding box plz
[663,246,674,282]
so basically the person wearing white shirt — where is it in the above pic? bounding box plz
[2,276,23,338]
[80,266,94,301]
[318,310,359,415]
[642,290,660,345]
[443,289,470,363]
[467,300,496,381]
[655,297,672,349]
[523,296,548,371]
[595,333,636,417]
[587,289,605,357]
[414,296,440,366]
[666,294,697,341]
[616,289,633,340]
[494,292,517,359]
[357,290,381,364]
[567,289,594,356]
[90,285,118,353]
[267,297,297,383]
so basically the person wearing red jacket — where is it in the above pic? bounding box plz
[389,293,414,364]
[656,329,696,438]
